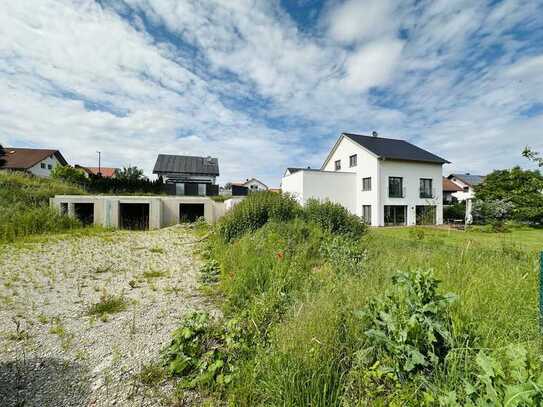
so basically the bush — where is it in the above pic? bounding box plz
[217,192,300,242]
[304,199,366,238]
[319,235,367,274]
[443,202,465,222]
[161,311,248,390]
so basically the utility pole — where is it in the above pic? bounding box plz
[97,151,101,176]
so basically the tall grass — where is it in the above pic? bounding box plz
[0,171,85,242]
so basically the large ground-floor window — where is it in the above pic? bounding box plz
[384,205,407,226]
[362,205,372,225]
[416,205,436,225]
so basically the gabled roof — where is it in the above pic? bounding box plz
[153,154,219,176]
[232,178,269,188]
[0,147,68,169]
[443,177,463,192]
[77,165,119,178]
[342,133,450,164]
[448,173,485,187]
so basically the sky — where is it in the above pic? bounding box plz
[1,0,543,187]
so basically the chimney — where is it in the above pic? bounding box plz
[372,131,378,137]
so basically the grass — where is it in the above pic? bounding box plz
[0,171,87,243]
[87,291,128,317]
[177,211,543,405]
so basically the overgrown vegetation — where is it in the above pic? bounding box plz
[160,192,542,405]
[0,171,84,242]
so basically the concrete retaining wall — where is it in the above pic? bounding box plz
[50,195,242,229]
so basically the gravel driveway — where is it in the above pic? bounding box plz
[0,225,214,406]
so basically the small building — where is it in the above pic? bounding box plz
[76,165,119,178]
[0,147,68,177]
[442,177,463,204]
[153,154,220,196]
[282,132,449,226]
[447,173,486,201]
[232,178,268,192]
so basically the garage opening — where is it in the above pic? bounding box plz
[179,203,204,223]
[120,203,149,230]
[74,203,94,225]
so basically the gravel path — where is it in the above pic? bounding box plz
[0,225,215,406]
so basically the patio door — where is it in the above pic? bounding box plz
[384,205,407,226]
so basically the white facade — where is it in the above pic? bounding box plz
[282,135,445,226]
[449,177,474,201]
[242,178,268,192]
[28,154,63,177]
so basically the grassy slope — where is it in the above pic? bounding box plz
[0,171,87,243]
[208,223,543,405]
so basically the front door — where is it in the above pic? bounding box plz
[384,205,407,226]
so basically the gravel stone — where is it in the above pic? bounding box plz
[0,225,215,406]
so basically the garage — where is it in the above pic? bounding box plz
[179,203,204,223]
[74,203,94,225]
[120,203,149,230]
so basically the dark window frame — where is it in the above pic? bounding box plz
[388,177,403,198]
[419,178,433,198]
[362,177,372,191]
[334,160,341,171]
[40,162,46,169]
[349,154,357,167]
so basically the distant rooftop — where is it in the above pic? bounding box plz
[153,154,219,176]
[0,147,67,169]
[448,173,485,186]
[342,133,450,164]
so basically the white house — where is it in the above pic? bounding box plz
[447,173,485,201]
[282,132,450,226]
[0,147,68,177]
[233,178,268,192]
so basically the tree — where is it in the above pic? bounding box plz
[522,146,543,167]
[115,166,145,182]
[51,165,88,185]
[474,166,543,224]
[0,144,6,167]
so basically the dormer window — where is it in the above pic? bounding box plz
[349,154,357,167]
[334,160,341,171]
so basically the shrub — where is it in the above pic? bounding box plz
[161,311,248,390]
[217,192,300,241]
[304,199,366,238]
[344,270,460,403]
[443,202,465,222]
[87,290,128,317]
[51,165,88,185]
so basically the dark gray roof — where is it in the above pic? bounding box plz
[153,154,219,176]
[343,133,450,164]
[448,173,485,186]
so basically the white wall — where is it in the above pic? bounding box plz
[380,160,443,226]
[244,179,267,191]
[449,177,473,201]
[322,136,380,224]
[281,170,357,213]
[28,155,62,177]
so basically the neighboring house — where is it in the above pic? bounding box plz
[0,147,68,177]
[232,178,268,192]
[153,154,220,196]
[447,173,486,201]
[76,165,119,178]
[282,132,450,226]
[443,177,463,204]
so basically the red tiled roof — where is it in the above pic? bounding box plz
[0,147,67,169]
[82,166,119,178]
[443,177,463,192]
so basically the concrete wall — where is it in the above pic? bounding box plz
[51,195,243,229]
[281,170,357,213]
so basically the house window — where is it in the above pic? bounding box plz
[175,183,185,196]
[362,177,372,191]
[41,163,46,169]
[463,186,469,192]
[334,160,341,171]
[47,164,52,170]
[362,205,372,225]
[349,154,357,167]
[419,178,433,198]
[388,177,403,198]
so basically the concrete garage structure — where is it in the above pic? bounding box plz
[51,195,237,230]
